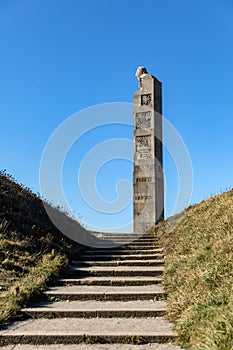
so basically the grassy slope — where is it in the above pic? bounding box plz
[1,170,232,349]
[0,171,84,326]
[152,190,233,350]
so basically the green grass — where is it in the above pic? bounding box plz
[151,190,233,349]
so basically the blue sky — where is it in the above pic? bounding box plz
[1,0,233,232]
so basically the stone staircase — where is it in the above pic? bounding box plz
[0,234,182,350]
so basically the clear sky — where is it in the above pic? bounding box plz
[1,0,233,232]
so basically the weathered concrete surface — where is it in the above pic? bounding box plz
[45,284,164,294]
[59,276,163,286]
[67,265,165,278]
[22,300,167,318]
[86,248,163,255]
[78,253,164,261]
[24,299,167,310]
[72,259,164,267]
[133,69,164,233]
[0,317,177,344]
[44,284,165,301]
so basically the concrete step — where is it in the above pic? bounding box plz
[94,234,154,238]
[86,248,163,255]
[94,237,157,241]
[44,285,166,301]
[67,265,164,277]
[127,241,158,246]
[93,241,158,249]
[95,239,157,246]
[91,234,154,239]
[22,300,167,318]
[0,344,183,350]
[79,254,164,261]
[59,276,163,286]
[95,242,157,247]
[91,245,158,250]
[0,317,177,345]
[93,234,141,238]
[72,259,165,267]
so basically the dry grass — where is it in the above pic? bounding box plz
[0,252,67,325]
[0,171,83,326]
[152,190,233,349]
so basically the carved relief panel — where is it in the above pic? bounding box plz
[136,135,152,160]
[136,111,151,129]
[141,94,151,106]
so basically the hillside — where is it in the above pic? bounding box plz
[0,170,232,349]
[0,171,84,325]
[152,189,233,349]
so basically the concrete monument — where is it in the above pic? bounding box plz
[133,66,164,233]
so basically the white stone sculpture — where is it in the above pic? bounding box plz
[135,66,148,89]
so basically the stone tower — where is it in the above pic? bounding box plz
[133,67,164,233]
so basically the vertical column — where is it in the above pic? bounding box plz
[133,68,164,233]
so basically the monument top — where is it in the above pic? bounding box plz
[135,66,157,90]
[135,66,148,81]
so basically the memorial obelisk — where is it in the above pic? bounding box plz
[133,67,164,233]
